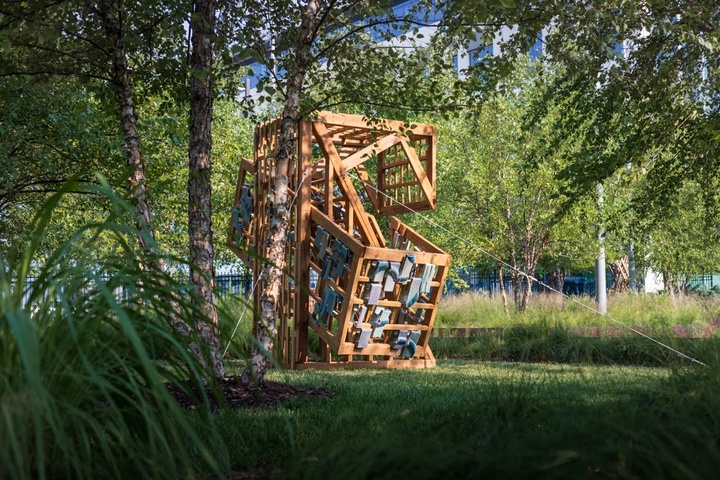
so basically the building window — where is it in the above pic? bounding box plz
[469,45,493,66]
[614,41,624,57]
[529,32,543,60]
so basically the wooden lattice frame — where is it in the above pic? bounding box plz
[228,112,450,369]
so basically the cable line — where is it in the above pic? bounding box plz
[349,172,707,367]
[223,167,310,358]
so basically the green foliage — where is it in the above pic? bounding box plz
[227,0,465,120]
[436,0,720,284]
[0,180,229,479]
[0,70,253,266]
[431,327,718,366]
[629,180,720,282]
[432,291,720,365]
[0,78,124,251]
[216,295,254,359]
[138,98,254,264]
[0,0,190,99]
[413,64,597,308]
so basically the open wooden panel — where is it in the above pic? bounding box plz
[228,112,449,370]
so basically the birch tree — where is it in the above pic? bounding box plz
[0,0,226,376]
[437,0,720,223]
[188,0,224,377]
[431,63,593,310]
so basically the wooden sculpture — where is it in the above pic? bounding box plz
[227,112,450,369]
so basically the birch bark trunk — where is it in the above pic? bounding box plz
[242,0,320,384]
[93,0,157,254]
[188,0,224,378]
[497,262,509,315]
[91,0,218,376]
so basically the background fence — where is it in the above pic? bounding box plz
[447,269,597,297]
[11,270,719,307]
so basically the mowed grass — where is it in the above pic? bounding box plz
[215,293,720,478]
[200,360,720,479]
[436,291,720,328]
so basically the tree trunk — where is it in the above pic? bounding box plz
[520,275,532,311]
[663,270,678,297]
[548,267,565,293]
[242,0,320,384]
[497,262,509,315]
[188,0,224,379]
[511,271,522,310]
[505,197,522,309]
[93,0,157,254]
[520,228,549,311]
[91,0,210,377]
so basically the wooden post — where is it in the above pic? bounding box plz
[294,118,313,366]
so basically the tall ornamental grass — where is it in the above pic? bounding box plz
[0,180,229,479]
[430,324,720,366]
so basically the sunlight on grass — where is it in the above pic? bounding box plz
[436,291,720,328]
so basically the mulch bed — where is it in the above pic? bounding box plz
[166,376,332,411]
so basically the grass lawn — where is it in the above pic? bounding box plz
[212,293,720,478]
[203,359,720,479]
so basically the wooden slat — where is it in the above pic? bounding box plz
[294,358,436,370]
[376,202,434,216]
[362,247,451,266]
[294,118,313,366]
[337,342,391,356]
[310,207,365,256]
[391,217,447,254]
[309,320,339,351]
[334,251,363,348]
[354,163,380,212]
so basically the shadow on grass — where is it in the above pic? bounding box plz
[287,369,720,480]
[209,360,720,479]
[430,324,720,366]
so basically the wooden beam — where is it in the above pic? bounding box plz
[309,321,339,351]
[342,133,402,171]
[294,118,313,365]
[333,251,362,349]
[312,121,384,247]
[399,138,435,210]
[390,216,448,254]
[354,163,380,212]
[294,358,436,370]
[377,202,432,216]
[362,247,451,266]
[316,111,435,137]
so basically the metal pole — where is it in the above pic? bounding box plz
[596,183,607,314]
